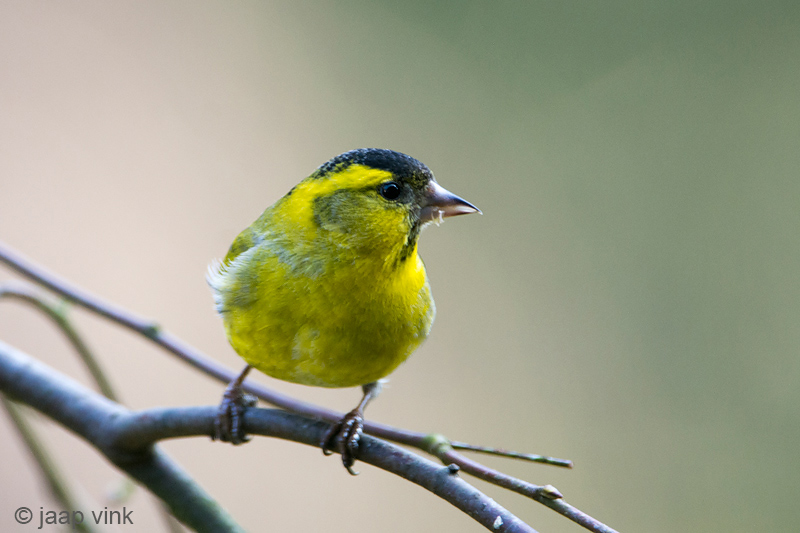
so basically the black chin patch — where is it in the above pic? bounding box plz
[399,215,422,262]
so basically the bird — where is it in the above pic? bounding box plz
[208,148,480,473]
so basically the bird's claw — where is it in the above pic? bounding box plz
[214,384,257,445]
[321,409,364,475]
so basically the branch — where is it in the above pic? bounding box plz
[0,240,619,533]
[0,282,185,533]
[0,396,98,533]
[0,340,535,533]
[0,340,243,532]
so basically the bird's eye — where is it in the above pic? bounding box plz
[379,181,401,201]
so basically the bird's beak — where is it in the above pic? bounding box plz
[419,181,481,224]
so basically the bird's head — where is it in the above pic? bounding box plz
[287,148,480,263]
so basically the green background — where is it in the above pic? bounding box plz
[1,1,799,531]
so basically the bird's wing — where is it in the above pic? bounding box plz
[223,225,261,264]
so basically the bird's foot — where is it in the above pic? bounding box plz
[321,408,365,475]
[213,381,257,445]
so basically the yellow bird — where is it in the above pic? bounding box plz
[208,148,479,472]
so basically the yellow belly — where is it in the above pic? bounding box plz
[212,243,435,388]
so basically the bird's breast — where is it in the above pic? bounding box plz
[218,240,434,387]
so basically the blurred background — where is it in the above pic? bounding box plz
[1,1,799,531]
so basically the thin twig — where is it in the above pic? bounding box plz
[449,439,573,468]
[0,281,117,400]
